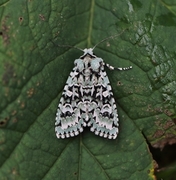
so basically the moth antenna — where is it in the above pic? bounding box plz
[50,39,84,51]
[92,29,127,50]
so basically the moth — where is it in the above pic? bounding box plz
[55,37,132,139]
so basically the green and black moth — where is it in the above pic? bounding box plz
[55,47,132,139]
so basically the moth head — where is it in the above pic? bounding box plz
[80,48,97,58]
[83,48,94,55]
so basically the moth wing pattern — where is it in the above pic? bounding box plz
[55,49,119,139]
[88,60,119,139]
[55,64,86,139]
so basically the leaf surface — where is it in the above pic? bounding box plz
[1,0,176,179]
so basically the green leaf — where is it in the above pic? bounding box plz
[1,0,176,179]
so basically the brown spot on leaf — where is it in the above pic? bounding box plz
[11,110,17,116]
[27,88,35,98]
[20,102,25,109]
[117,81,122,86]
[163,120,174,130]
[153,130,164,139]
[164,109,173,116]
[0,117,9,127]
[39,14,45,21]
[11,168,19,176]
[0,120,6,126]
[2,63,15,85]
[19,17,23,23]
[152,137,176,149]
[1,16,10,45]
[17,99,26,109]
